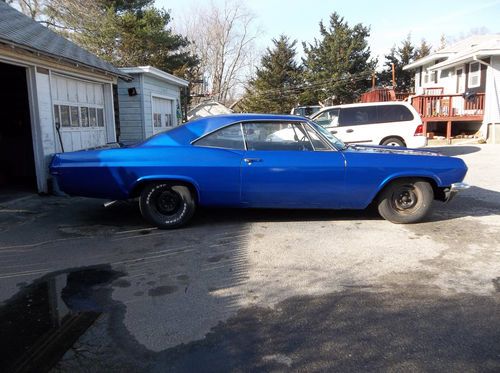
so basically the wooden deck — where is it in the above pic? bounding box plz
[411,93,485,143]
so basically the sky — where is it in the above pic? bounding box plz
[155,0,500,65]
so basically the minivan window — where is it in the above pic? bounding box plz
[339,106,377,126]
[314,109,339,127]
[377,104,414,122]
[338,104,414,126]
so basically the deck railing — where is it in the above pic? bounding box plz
[411,93,485,119]
[360,88,412,103]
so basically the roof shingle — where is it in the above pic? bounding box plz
[0,2,127,78]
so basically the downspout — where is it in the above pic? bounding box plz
[473,55,496,143]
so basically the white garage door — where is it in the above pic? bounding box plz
[152,96,175,135]
[51,74,107,151]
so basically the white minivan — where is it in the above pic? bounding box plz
[310,102,426,148]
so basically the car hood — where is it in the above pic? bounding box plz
[343,144,443,157]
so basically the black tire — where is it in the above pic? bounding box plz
[381,137,405,147]
[377,179,433,224]
[139,182,196,229]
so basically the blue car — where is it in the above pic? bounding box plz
[50,114,468,229]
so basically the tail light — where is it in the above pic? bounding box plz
[414,124,424,136]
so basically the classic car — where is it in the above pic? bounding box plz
[50,114,469,229]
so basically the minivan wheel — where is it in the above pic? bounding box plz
[139,182,196,229]
[377,179,433,224]
[381,137,405,147]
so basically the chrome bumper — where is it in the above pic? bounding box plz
[444,182,470,202]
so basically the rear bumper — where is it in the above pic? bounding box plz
[444,182,470,202]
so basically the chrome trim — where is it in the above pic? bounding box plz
[444,182,470,203]
[190,119,337,152]
[190,118,305,145]
[450,182,471,191]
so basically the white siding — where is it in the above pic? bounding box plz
[35,71,57,158]
[482,56,500,139]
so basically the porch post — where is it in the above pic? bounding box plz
[446,121,452,144]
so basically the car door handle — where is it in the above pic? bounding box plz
[244,158,262,165]
[346,129,354,133]
[330,130,337,134]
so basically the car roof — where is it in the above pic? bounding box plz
[311,101,413,118]
[142,113,306,146]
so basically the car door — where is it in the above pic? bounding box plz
[336,106,378,144]
[240,121,346,208]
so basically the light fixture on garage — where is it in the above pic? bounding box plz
[128,87,138,96]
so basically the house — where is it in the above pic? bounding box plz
[0,2,129,194]
[117,66,188,143]
[187,101,233,121]
[403,35,500,143]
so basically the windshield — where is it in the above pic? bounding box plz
[308,120,346,150]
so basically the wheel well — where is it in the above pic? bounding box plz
[374,177,441,203]
[130,179,199,203]
[379,136,406,146]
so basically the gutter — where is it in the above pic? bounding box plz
[0,38,132,81]
[472,55,491,67]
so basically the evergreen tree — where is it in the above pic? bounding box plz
[378,34,416,92]
[44,0,198,78]
[301,12,376,105]
[416,38,432,58]
[242,35,303,114]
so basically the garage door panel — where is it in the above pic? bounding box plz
[70,131,82,151]
[52,75,108,152]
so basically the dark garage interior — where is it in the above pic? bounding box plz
[0,62,36,192]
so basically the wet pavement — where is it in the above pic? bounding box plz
[0,145,499,372]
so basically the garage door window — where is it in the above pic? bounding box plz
[70,106,79,127]
[52,75,105,129]
[152,96,175,134]
[80,107,89,127]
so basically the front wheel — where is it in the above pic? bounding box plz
[377,179,433,224]
[381,137,405,147]
[139,182,196,229]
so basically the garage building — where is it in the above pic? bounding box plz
[0,3,129,194]
[117,66,188,143]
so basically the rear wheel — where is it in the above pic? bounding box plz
[139,182,196,229]
[381,137,405,147]
[377,179,433,224]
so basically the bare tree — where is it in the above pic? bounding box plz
[179,0,260,104]
[8,0,46,20]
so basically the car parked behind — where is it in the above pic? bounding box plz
[311,102,426,148]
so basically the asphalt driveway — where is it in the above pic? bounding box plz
[0,144,499,372]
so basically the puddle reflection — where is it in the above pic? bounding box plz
[0,266,123,373]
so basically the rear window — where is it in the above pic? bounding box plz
[194,124,245,150]
[338,105,414,126]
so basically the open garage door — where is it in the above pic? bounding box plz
[0,62,36,192]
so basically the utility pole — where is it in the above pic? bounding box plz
[391,63,396,88]
[371,73,376,90]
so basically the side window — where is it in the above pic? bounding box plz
[377,105,414,123]
[314,109,339,127]
[304,124,330,150]
[339,107,377,126]
[195,124,245,150]
[243,122,313,151]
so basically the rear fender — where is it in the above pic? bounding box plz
[131,175,201,202]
